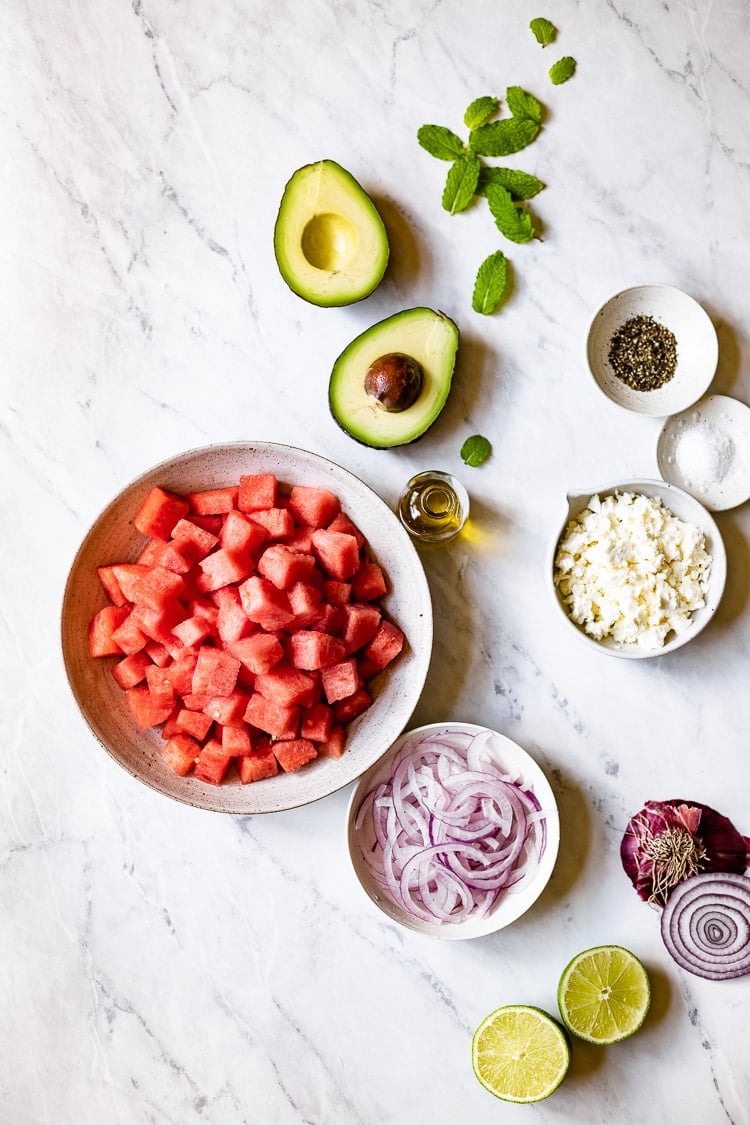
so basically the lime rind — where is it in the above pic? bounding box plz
[471,1004,571,1104]
[557,945,651,1045]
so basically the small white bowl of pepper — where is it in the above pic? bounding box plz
[585,284,718,417]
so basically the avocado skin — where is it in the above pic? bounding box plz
[273,159,389,308]
[328,308,460,449]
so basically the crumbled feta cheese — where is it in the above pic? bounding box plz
[553,491,712,651]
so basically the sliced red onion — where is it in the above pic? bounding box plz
[353,729,550,926]
[660,871,750,980]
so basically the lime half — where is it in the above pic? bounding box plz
[471,1005,570,1104]
[557,945,651,1045]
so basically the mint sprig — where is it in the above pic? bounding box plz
[506,86,543,125]
[530,17,556,47]
[417,124,466,160]
[485,183,535,243]
[476,166,545,200]
[549,56,577,85]
[460,434,492,467]
[442,154,481,214]
[464,96,500,130]
[469,116,539,157]
[472,251,509,315]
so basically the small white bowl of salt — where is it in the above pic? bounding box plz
[657,394,750,511]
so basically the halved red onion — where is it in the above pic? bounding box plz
[353,729,549,925]
[660,871,750,980]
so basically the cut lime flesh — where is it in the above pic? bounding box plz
[557,944,651,1044]
[472,1005,570,1104]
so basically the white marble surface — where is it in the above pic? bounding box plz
[3,0,750,1121]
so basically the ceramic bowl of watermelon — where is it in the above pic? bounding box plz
[61,442,433,814]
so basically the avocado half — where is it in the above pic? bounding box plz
[329,307,460,448]
[273,160,389,307]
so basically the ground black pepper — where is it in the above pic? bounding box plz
[608,314,678,392]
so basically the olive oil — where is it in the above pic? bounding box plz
[397,470,469,544]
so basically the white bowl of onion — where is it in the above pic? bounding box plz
[346,723,560,939]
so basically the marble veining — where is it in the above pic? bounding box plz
[2,0,750,1121]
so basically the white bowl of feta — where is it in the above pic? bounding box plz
[549,480,726,658]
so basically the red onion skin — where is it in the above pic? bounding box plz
[621,799,749,905]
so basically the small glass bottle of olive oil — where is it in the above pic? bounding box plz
[397,470,470,544]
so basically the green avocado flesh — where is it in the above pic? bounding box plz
[329,308,460,448]
[273,160,389,307]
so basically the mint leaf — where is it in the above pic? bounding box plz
[549,56,577,85]
[485,183,536,243]
[530,17,556,47]
[464,96,500,130]
[469,116,540,157]
[461,434,492,466]
[506,85,543,125]
[477,166,545,200]
[442,154,481,214]
[472,251,509,315]
[417,124,466,160]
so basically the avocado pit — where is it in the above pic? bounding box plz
[365,353,424,412]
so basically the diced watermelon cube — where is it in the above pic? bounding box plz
[111,650,152,690]
[188,514,223,535]
[322,580,351,607]
[257,544,317,590]
[221,725,253,757]
[111,610,149,656]
[288,485,340,529]
[132,565,186,612]
[145,664,176,709]
[214,587,255,646]
[238,576,295,631]
[174,707,213,741]
[284,527,315,554]
[145,640,173,667]
[254,663,317,707]
[130,602,186,645]
[341,603,382,654]
[220,510,268,556]
[351,559,387,601]
[237,746,279,783]
[162,733,200,776]
[318,724,347,758]
[320,659,362,704]
[197,547,254,593]
[333,687,373,724]
[359,620,405,675]
[273,738,318,773]
[134,486,190,540]
[186,486,238,515]
[96,565,127,606]
[171,614,213,648]
[287,581,323,627]
[163,648,199,695]
[203,689,250,726]
[238,472,278,512]
[311,529,360,581]
[193,738,233,784]
[289,630,347,671]
[248,507,295,540]
[125,683,176,729]
[89,605,129,657]
[326,511,365,548]
[244,693,300,739]
[191,647,240,697]
[111,563,151,603]
[300,702,334,743]
[170,517,219,560]
[231,633,284,674]
[160,709,182,739]
[313,603,342,636]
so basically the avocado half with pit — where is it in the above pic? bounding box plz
[273,160,389,307]
[329,307,459,448]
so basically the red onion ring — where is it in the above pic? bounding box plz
[660,871,750,980]
[353,729,549,925]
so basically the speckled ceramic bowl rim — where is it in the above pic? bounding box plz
[547,478,727,659]
[61,441,434,814]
